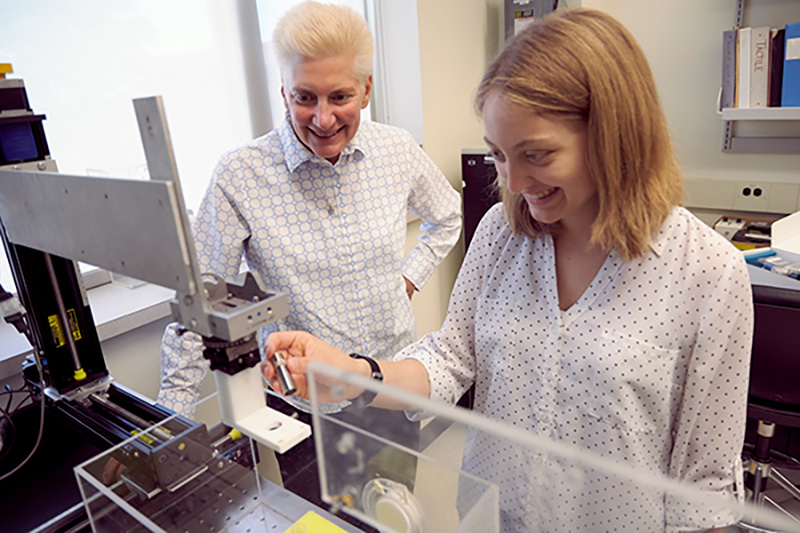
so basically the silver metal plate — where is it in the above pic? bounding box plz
[0,169,195,294]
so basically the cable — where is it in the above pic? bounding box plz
[1,384,33,415]
[8,393,33,417]
[0,350,46,482]
[0,405,15,459]
[3,385,12,414]
[0,382,33,459]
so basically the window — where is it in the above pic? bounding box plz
[0,0,255,290]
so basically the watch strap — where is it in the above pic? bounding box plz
[349,353,382,408]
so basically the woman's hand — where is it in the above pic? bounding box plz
[261,331,368,403]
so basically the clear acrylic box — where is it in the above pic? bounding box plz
[74,393,268,532]
[306,361,800,533]
[73,391,359,532]
[73,369,800,532]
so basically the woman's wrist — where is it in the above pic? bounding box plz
[347,353,383,407]
[352,357,372,379]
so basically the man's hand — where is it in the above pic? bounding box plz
[403,276,416,300]
[261,331,368,403]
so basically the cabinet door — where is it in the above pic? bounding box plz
[461,151,499,251]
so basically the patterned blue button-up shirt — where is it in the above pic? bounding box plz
[158,118,461,417]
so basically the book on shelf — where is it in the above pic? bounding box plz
[749,26,770,108]
[721,28,737,110]
[769,28,785,107]
[782,22,800,107]
[737,27,751,108]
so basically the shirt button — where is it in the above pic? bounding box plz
[539,413,551,424]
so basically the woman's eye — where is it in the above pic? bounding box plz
[527,152,549,163]
[294,93,314,104]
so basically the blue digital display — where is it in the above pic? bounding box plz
[0,122,38,162]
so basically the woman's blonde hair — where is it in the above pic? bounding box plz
[476,8,683,261]
[273,1,373,83]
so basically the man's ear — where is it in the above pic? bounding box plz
[361,75,373,109]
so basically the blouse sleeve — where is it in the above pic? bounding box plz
[665,251,752,531]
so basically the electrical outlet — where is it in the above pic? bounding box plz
[684,178,800,214]
[733,182,770,212]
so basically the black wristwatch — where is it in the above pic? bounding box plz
[349,353,383,408]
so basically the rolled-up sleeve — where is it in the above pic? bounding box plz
[402,142,462,290]
[665,255,752,531]
[396,206,506,416]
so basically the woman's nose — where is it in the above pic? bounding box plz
[501,161,529,194]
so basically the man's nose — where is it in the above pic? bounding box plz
[314,101,336,130]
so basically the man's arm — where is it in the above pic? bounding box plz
[401,141,462,291]
[157,172,250,417]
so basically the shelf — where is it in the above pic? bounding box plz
[722,107,800,121]
[721,0,800,153]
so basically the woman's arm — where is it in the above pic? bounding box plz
[262,331,430,409]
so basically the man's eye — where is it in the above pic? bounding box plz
[488,150,504,162]
[331,94,350,103]
[294,93,314,104]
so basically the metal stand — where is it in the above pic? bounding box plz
[740,421,800,531]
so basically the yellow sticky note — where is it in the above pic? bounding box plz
[282,510,348,533]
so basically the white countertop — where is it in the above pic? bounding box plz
[0,281,174,381]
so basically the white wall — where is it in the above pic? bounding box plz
[407,0,505,336]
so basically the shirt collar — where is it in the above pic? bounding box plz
[278,117,366,173]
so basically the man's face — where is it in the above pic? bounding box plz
[281,55,372,165]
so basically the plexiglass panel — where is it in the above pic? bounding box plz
[307,361,800,533]
[312,406,498,532]
[74,394,267,533]
[73,372,800,532]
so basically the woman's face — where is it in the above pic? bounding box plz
[281,54,372,165]
[482,92,599,236]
